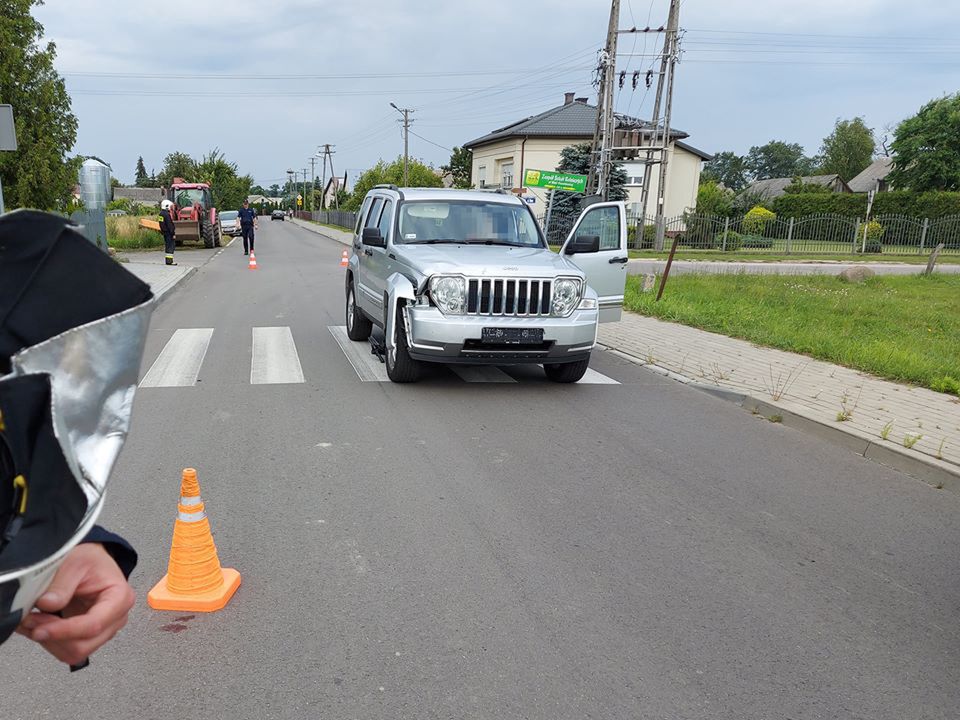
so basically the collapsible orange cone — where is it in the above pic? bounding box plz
[339,250,349,267]
[248,251,258,270]
[148,468,241,612]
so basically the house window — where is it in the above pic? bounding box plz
[501,162,514,190]
[478,165,487,188]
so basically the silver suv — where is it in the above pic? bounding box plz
[344,186,628,383]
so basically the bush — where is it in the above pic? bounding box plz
[857,220,885,241]
[628,224,656,249]
[741,235,775,249]
[716,230,742,251]
[696,181,734,217]
[773,190,960,220]
[743,206,776,235]
[107,216,163,249]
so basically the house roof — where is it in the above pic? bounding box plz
[848,157,894,192]
[113,187,162,203]
[463,98,709,159]
[744,174,849,200]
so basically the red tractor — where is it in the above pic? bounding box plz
[166,179,222,248]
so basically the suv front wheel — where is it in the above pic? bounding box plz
[544,357,590,383]
[386,304,422,383]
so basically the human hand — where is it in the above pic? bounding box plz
[17,543,136,666]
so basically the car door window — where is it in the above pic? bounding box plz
[576,205,621,250]
[355,197,372,234]
[377,200,393,243]
[365,198,384,229]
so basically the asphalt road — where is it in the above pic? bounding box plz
[3,219,959,719]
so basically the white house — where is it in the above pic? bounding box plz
[463,93,711,219]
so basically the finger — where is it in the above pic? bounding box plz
[38,602,131,667]
[33,551,99,614]
[31,583,134,644]
[18,611,60,632]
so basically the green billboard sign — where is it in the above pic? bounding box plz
[523,168,587,193]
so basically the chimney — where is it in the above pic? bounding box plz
[564,92,575,105]
[574,97,588,104]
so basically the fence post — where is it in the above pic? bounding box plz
[853,217,861,253]
[786,218,794,255]
[919,218,929,254]
[722,217,729,252]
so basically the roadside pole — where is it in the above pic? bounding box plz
[0,105,18,214]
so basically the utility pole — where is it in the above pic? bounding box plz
[318,143,336,210]
[639,0,680,251]
[586,0,621,200]
[391,102,414,186]
[308,156,317,212]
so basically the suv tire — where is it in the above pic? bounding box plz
[544,357,590,383]
[386,304,422,383]
[346,282,372,341]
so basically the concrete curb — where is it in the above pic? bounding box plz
[153,266,197,304]
[599,344,960,493]
[290,218,351,246]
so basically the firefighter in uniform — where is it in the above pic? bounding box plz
[160,199,177,266]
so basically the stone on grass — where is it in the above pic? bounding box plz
[838,267,875,283]
[640,274,657,292]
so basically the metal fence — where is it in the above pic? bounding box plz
[537,208,960,255]
[304,210,357,230]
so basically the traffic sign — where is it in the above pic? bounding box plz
[523,169,587,193]
[297,197,302,207]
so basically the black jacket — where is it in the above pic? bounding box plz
[159,209,176,237]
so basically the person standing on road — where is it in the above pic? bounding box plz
[159,199,177,266]
[239,199,258,256]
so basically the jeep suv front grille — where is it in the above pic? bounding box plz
[466,278,553,316]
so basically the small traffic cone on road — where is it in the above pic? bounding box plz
[147,468,241,612]
[248,251,258,270]
[339,250,349,267]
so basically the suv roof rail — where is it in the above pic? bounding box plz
[373,184,400,191]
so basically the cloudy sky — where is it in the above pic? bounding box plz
[32,0,960,188]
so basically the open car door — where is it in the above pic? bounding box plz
[559,201,628,322]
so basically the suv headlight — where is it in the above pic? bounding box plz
[429,275,466,315]
[551,278,583,317]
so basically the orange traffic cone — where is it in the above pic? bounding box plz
[147,468,241,612]
[248,251,258,270]
[339,250,349,267]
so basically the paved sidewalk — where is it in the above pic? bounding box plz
[628,258,960,276]
[599,313,960,488]
[290,217,352,245]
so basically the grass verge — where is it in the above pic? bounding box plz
[624,272,960,395]
[107,216,164,249]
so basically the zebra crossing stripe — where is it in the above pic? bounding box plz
[449,366,517,383]
[251,327,305,385]
[140,328,214,388]
[328,326,389,382]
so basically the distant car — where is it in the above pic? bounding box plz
[271,210,285,221]
[106,209,128,216]
[219,210,241,237]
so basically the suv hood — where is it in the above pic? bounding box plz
[393,244,581,280]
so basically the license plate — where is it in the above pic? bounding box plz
[482,327,544,345]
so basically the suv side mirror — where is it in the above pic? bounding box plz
[362,227,386,248]
[565,234,600,255]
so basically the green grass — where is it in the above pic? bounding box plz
[107,216,164,249]
[625,273,960,394]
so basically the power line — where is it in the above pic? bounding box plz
[61,66,593,81]
[408,131,452,152]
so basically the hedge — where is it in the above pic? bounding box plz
[772,191,960,219]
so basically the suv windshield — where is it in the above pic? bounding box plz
[397,200,544,247]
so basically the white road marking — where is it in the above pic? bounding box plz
[250,327,305,385]
[578,368,620,385]
[329,326,389,382]
[450,366,517,383]
[140,328,214,388]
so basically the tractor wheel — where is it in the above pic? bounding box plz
[201,218,216,249]
[213,222,222,248]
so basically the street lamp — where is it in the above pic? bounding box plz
[286,169,294,209]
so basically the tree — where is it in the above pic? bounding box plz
[695,181,734,216]
[548,143,627,220]
[889,93,960,192]
[746,141,816,180]
[0,0,79,210]
[344,157,443,210]
[195,148,252,210]
[782,177,833,194]
[156,151,197,188]
[819,117,875,181]
[701,151,749,191]
[442,146,473,189]
[134,156,149,186]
